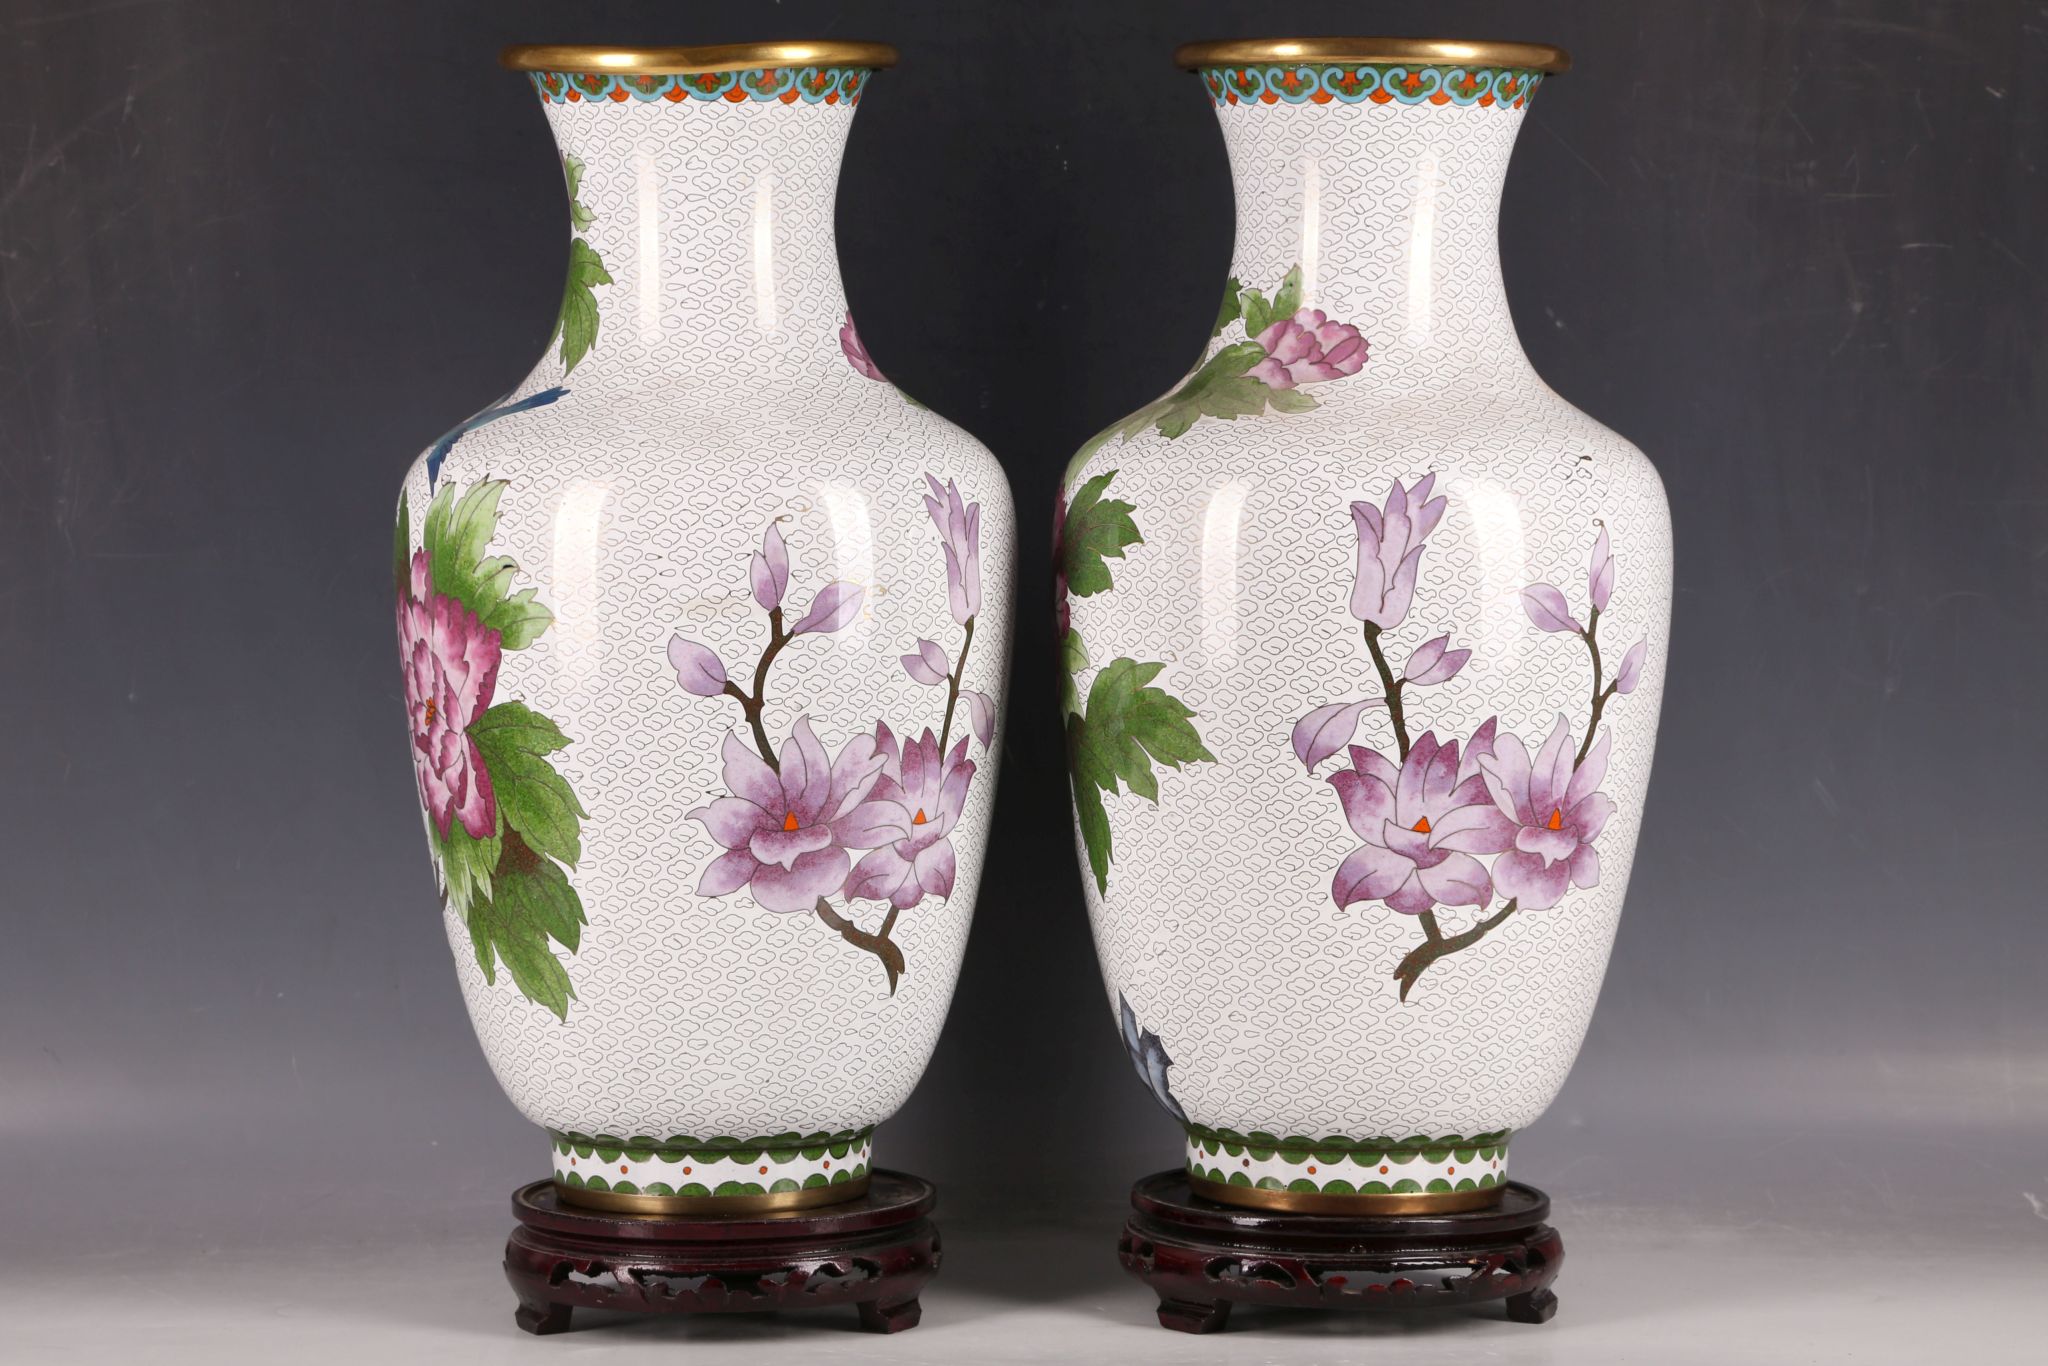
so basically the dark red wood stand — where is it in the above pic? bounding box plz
[503,1170,939,1336]
[1118,1170,1561,1333]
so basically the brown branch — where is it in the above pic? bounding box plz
[720,608,791,769]
[1362,622,1411,761]
[1391,899,1520,1002]
[1576,607,1616,767]
[814,898,905,995]
[936,616,976,754]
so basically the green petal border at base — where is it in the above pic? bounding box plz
[556,1162,871,1198]
[1184,1123,1511,1167]
[549,1125,875,1166]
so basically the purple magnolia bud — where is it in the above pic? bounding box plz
[667,635,728,696]
[751,522,790,611]
[1521,583,1583,635]
[1588,526,1614,614]
[1403,635,1471,687]
[1291,699,1384,771]
[1613,639,1647,694]
[901,638,950,686]
[791,581,865,635]
[963,689,996,747]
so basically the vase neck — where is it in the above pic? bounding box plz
[523,67,877,393]
[1205,64,1550,393]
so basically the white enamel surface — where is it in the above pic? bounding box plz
[399,85,1014,1138]
[1075,90,1671,1137]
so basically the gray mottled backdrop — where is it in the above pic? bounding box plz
[3,1,2043,1359]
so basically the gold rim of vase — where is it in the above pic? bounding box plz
[500,42,899,75]
[554,1173,872,1216]
[1174,37,1571,74]
[1189,1174,1507,1216]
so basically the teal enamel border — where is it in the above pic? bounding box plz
[528,67,871,106]
[1200,64,1544,109]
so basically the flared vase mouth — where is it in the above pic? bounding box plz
[1175,36,1571,74]
[502,41,898,74]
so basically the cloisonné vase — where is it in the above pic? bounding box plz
[393,44,1013,1213]
[1062,38,1669,1212]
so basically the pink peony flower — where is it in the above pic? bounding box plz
[1250,308,1368,389]
[840,312,886,381]
[688,718,888,914]
[1328,722,1516,916]
[1478,715,1616,911]
[399,551,502,842]
[842,723,976,909]
[1350,473,1448,630]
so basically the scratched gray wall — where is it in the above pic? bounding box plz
[2,0,2044,1259]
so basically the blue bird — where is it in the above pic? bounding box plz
[426,386,569,489]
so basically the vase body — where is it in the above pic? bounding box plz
[393,57,1013,1212]
[1061,55,1669,1211]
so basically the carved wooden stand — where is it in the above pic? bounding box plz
[503,1170,939,1336]
[1119,1171,1561,1333]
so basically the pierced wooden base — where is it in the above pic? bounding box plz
[503,1169,939,1336]
[1119,1170,1562,1333]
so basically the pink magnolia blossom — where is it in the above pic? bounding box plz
[751,522,790,610]
[1328,722,1515,916]
[1588,526,1615,613]
[399,551,502,841]
[1250,308,1368,389]
[1403,635,1470,687]
[901,638,950,687]
[1613,640,1647,694]
[1291,698,1385,770]
[1350,473,1447,629]
[1478,715,1616,911]
[667,636,728,696]
[839,312,885,381]
[923,474,982,624]
[688,719,887,914]
[843,723,976,909]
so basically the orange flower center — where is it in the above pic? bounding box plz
[422,698,438,727]
[782,811,800,832]
[1411,816,1432,834]
[1546,806,1564,831]
[913,808,929,826]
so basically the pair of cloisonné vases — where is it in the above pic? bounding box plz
[395,38,1669,1217]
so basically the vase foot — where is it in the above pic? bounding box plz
[1118,1169,1562,1332]
[502,1170,940,1337]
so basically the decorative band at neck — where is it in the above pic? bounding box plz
[1179,35,1566,113]
[503,40,894,107]
[525,66,873,106]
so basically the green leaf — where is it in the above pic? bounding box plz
[1059,628,1089,718]
[470,701,572,757]
[471,716,585,864]
[491,915,575,1021]
[1145,341,1270,440]
[563,154,594,232]
[1239,286,1272,339]
[1059,471,1142,599]
[439,817,502,917]
[556,238,613,375]
[1270,264,1304,323]
[1212,276,1244,338]
[481,587,553,650]
[1066,658,1215,893]
[393,493,411,598]
[466,905,498,982]
[1077,657,1216,803]
[1068,714,1112,893]
[1061,627,1091,676]
[422,479,508,615]
[496,853,588,955]
[1267,387,1319,414]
